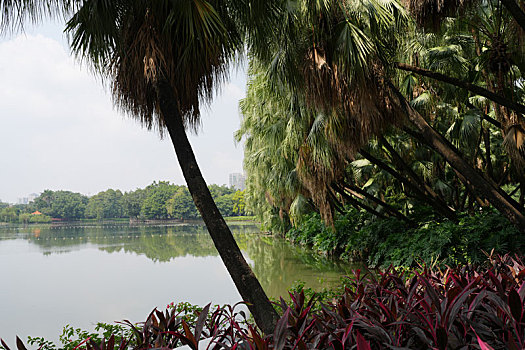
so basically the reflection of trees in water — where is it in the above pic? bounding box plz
[18,223,260,260]
[4,223,354,296]
[102,234,217,262]
[241,235,359,298]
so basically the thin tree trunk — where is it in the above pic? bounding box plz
[390,83,525,231]
[394,62,525,122]
[343,183,412,224]
[452,168,489,207]
[328,188,347,215]
[500,0,525,32]
[520,179,525,205]
[359,149,456,219]
[403,122,522,207]
[332,184,388,219]
[378,136,456,220]
[483,125,494,180]
[156,78,278,334]
[466,102,502,129]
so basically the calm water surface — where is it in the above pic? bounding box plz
[0,222,355,344]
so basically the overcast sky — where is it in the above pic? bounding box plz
[0,21,247,203]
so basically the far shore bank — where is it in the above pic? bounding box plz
[0,216,258,227]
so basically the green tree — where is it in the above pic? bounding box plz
[232,190,246,216]
[122,189,146,218]
[18,212,31,224]
[166,187,199,219]
[215,193,235,217]
[33,190,88,219]
[140,182,178,219]
[85,189,124,220]
[208,184,235,199]
[0,207,18,223]
[51,191,88,219]
[32,189,54,216]
[240,0,525,230]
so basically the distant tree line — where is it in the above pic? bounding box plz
[0,182,245,222]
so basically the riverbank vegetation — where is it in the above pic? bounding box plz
[0,182,246,223]
[287,207,523,268]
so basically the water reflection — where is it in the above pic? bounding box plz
[0,222,356,344]
[1,222,356,294]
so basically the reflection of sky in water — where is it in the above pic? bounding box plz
[0,223,354,345]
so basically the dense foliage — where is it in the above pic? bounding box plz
[238,0,525,235]
[0,183,246,222]
[4,255,524,349]
[287,207,523,268]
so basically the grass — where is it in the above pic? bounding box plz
[223,215,257,222]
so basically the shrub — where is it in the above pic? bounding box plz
[287,208,523,267]
[270,254,525,349]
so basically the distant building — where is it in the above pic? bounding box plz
[28,193,39,202]
[229,173,246,191]
[17,197,29,205]
[17,193,40,205]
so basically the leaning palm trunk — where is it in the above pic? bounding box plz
[390,84,525,231]
[155,78,279,335]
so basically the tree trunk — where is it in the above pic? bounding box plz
[343,183,412,224]
[379,136,456,220]
[359,149,456,219]
[155,78,278,334]
[394,62,525,122]
[500,0,525,32]
[332,184,389,219]
[483,125,494,180]
[390,83,525,231]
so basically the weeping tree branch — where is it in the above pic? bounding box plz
[391,79,525,231]
[327,188,346,215]
[378,135,456,219]
[466,102,502,129]
[394,62,525,122]
[402,124,522,209]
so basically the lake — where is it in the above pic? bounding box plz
[0,222,355,345]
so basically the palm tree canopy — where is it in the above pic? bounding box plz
[0,0,74,33]
[66,0,243,133]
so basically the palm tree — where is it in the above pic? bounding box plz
[66,0,279,334]
[1,0,278,334]
[245,0,525,230]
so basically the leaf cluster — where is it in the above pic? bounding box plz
[287,207,523,268]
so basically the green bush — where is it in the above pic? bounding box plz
[286,207,523,267]
[29,214,52,223]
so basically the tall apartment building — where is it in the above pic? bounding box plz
[229,173,246,191]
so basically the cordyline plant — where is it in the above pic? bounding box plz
[3,254,524,349]
[269,254,525,350]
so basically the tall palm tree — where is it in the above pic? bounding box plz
[1,0,279,334]
[66,0,279,334]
